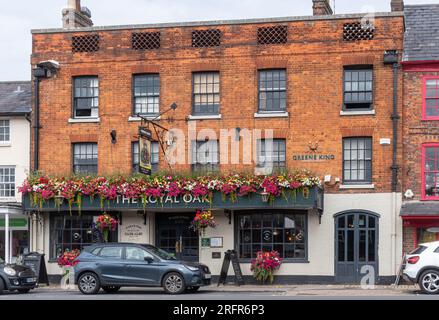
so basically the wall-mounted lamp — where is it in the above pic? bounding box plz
[235,127,241,142]
[260,191,270,203]
[110,130,117,144]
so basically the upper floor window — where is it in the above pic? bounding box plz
[0,120,10,142]
[73,77,99,118]
[0,166,15,198]
[256,139,286,171]
[133,74,160,116]
[422,144,439,200]
[258,69,286,112]
[192,72,220,115]
[73,143,98,174]
[191,140,219,173]
[343,67,373,110]
[423,77,439,120]
[343,137,372,184]
[132,141,159,173]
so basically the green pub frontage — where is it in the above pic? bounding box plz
[22,180,326,284]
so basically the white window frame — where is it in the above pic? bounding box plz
[0,119,11,144]
[0,166,15,200]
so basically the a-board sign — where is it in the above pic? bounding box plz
[22,252,49,285]
[217,250,244,286]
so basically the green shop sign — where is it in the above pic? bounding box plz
[0,218,28,230]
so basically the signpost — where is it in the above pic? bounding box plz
[217,250,245,286]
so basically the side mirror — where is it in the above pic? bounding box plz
[144,257,154,264]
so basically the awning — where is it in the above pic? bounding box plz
[400,201,439,227]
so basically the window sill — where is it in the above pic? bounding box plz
[254,112,289,118]
[187,114,222,120]
[129,115,161,122]
[68,118,101,123]
[0,198,17,202]
[340,110,375,116]
[0,142,11,147]
[339,184,375,190]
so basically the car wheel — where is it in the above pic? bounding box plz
[102,286,121,293]
[17,288,31,294]
[163,272,186,295]
[419,270,439,294]
[185,286,200,293]
[78,272,101,295]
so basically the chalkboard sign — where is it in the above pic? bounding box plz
[217,250,244,286]
[22,252,49,286]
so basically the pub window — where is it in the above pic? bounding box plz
[191,140,219,173]
[73,76,99,118]
[73,143,98,174]
[236,212,307,260]
[423,144,439,200]
[256,139,286,171]
[0,166,15,198]
[133,74,160,116]
[258,69,286,112]
[424,77,439,119]
[343,137,372,184]
[192,72,220,115]
[343,67,373,110]
[132,141,159,173]
[49,214,118,259]
[0,120,10,142]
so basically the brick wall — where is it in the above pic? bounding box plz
[31,16,404,194]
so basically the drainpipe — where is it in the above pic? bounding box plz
[33,76,41,171]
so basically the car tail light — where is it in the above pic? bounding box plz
[407,256,420,264]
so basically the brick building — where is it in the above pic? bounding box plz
[26,0,405,284]
[401,4,439,253]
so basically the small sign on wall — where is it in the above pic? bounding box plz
[201,238,211,247]
[210,237,223,248]
[212,252,221,259]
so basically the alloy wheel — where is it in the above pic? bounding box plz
[421,272,439,293]
[79,275,98,294]
[165,275,183,293]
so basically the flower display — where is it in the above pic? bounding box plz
[95,213,118,242]
[57,249,81,267]
[250,250,283,284]
[190,210,217,235]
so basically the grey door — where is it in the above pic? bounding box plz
[335,212,378,283]
[124,246,160,285]
[96,246,126,284]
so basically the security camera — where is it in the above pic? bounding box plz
[37,60,60,71]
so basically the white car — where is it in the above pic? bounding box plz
[403,241,439,294]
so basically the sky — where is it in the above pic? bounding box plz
[0,0,438,81]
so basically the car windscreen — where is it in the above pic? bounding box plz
[409,246,427,255]
[142,245,176,260]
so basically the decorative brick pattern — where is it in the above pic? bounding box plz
[257,25,288,45]
[72,34,100,53]
[191,29,221,48]
[343,22,375,41]
[132,32,161,50]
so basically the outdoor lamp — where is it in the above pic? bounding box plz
[260,191,270,203]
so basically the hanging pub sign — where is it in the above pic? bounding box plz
[139,127,153,176]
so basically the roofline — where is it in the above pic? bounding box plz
[31,11,403,34]
[0,81,31,84]
[0,111,32,117]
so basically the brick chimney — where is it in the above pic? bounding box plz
[62,0,93,29]
[313,0,333,16]
[391,0,404,12]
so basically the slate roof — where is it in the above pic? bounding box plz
[0,81,32,115]
[400,201,439,216]
[403,4,439,62]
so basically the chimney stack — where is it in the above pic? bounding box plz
[313,0,333,16]
[391,0,404,12]
[62,0,93,29]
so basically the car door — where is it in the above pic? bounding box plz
[96,246,126,284]
[124,246,160,285]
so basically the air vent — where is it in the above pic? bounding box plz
[132,32,161,50]
[192,29,221,48]
[72,34,100,53]
[343,22,375,41]
[257,25,288,45]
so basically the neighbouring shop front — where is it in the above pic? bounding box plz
[0,204,30,263]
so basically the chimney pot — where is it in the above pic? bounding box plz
[391,0,404,12]
[313,0,333,16]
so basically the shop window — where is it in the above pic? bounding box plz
[343,137,372,184]
[422,144,439,200]
[235,212,307,261]
[417,228,439,244]
[423,77,439,120]
[133,74,160,116]
[0,120,10,142]
[0,166,15,198]
[73,76,99,118]
[343,67,373,110]
[258,69,286,112]
[73,143,98,174]
[132,141,159,173]
[192,72,220,115]
[256,139,286,171]
[49,214,118,259]
[191,140,219,173]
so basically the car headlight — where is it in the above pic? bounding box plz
[4,266,16,276]
[185,265,199,272]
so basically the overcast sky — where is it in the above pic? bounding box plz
[1,0,437,81]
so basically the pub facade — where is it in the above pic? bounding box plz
[26,0,405,284]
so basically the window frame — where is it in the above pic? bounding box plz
[132,73,161,116]
[342,137,373,185]
[0,166,15,199]
[191,140,220,173]
[72,76,99,119]
[342,66,374,111]
[257,69,287,113]
[191,71,221,116]
[421,142,439,200]
[0,119,10,143]
[132,141,159,173]
[256,139,287,171]
[72,143,98,175]
[422,76,439,121]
